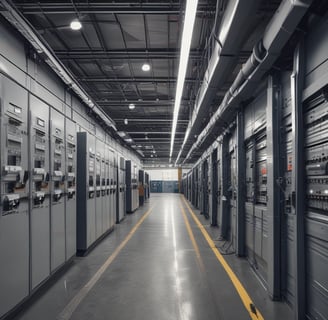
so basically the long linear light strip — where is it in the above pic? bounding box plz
[169,0,198,161]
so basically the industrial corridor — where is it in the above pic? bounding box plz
[11,194,291,320]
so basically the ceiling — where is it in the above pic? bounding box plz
[9,0,283,166]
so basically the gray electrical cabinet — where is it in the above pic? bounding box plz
[65,118,76,260]
[117,156,126,223]
[208,156,213,222]
[110,150,117,225]
[229,132,237,249]
[210,148,218,226]
[95,139,103,239]
[76,132,113,255]
[126,160,132,213]
[77,131,96,254]
[50,109,66,272]
[29,95,50,290]
[244,92,268,284]
[138,169,145,206]
[104,147,111,231]
[0,77,29,317]
[304,92,328,319]
[101,146,108,234]
[132,163,139,211]
[126,160,138,213]
[200,160,209,218]
[144,172,149,200]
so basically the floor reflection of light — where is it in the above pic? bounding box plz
[182,302,192,318]
[170,203,191,320]
[164,208,168,237]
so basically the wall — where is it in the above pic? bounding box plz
[0,15,142,319]
[0,16,141,166]
[148,169,178,181]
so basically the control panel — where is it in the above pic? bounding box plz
[1,98,29,214]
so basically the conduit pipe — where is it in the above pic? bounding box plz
[0,0,117,131]
[183,0,312,163]
[175,0,262,163]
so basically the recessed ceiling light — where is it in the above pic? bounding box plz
[70,20,82,30]
[142,63,151,72]
[124,118,128,125]
[128,103,135,110]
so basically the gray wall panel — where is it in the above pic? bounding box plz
[0,18,27,72]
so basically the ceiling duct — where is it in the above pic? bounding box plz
[175,0,262,163]
[0,0,117,132]
[183,0,312,163]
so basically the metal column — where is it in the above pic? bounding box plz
[291,42,306,320]
[266,74,282,299]
[236,111,246,256]
[220,134,230,239]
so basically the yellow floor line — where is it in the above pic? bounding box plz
[57,206,154,320]
[181,196,264,320]
[179,202,205,272]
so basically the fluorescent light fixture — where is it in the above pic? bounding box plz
[70,20,82,30]
[142,63,151,72]
[129,103,135,110]
[117,131,127,137]
[169,0,198,160]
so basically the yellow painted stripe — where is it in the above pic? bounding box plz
[57,206,154,320]
[181,196,264,320]
[179,202,205,272]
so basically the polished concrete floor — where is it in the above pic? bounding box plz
[13,194,292,320]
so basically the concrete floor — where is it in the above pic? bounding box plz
[13,194,293,320]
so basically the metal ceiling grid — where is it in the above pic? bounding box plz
[9,0,220,165]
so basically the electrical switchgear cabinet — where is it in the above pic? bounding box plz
[29,95,50,289]
[0,76,29,318]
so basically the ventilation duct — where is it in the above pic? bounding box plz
[183,0,312,163]
[175,0,262,163]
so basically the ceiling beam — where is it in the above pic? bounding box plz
[78,77,198,83]
[114,118,189,122]
[96,98,194,105]
[56,49,203,60]
[127,131,186,134]
[14,3,216,15]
